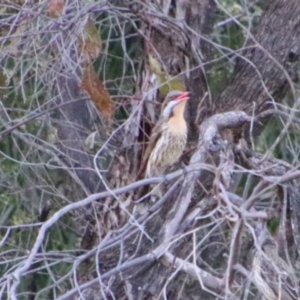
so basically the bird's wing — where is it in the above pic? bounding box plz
[137,118,164,179]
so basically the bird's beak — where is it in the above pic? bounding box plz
[176,91,191,102]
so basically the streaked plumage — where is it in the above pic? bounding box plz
[253,238,299,300]
[142,91,190,178]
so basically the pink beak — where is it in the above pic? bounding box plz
[176,91,191,102]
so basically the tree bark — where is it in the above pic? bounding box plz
[216,0,300,116]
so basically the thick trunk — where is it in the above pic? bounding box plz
[216,0,300,116]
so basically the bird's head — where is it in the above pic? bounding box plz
[162,91,190,119]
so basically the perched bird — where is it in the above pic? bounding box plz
[142,90,190,179]
[253,238,299,300]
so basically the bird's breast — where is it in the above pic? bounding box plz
[146,127,187,178]
[167,116,187,137]
[155,129,187,168]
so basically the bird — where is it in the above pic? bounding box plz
[141,90,190,181]
[252,237,299,300]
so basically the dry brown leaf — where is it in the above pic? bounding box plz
[47,0,65,18]
[79,19,102,62]
[81,66,113,119]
